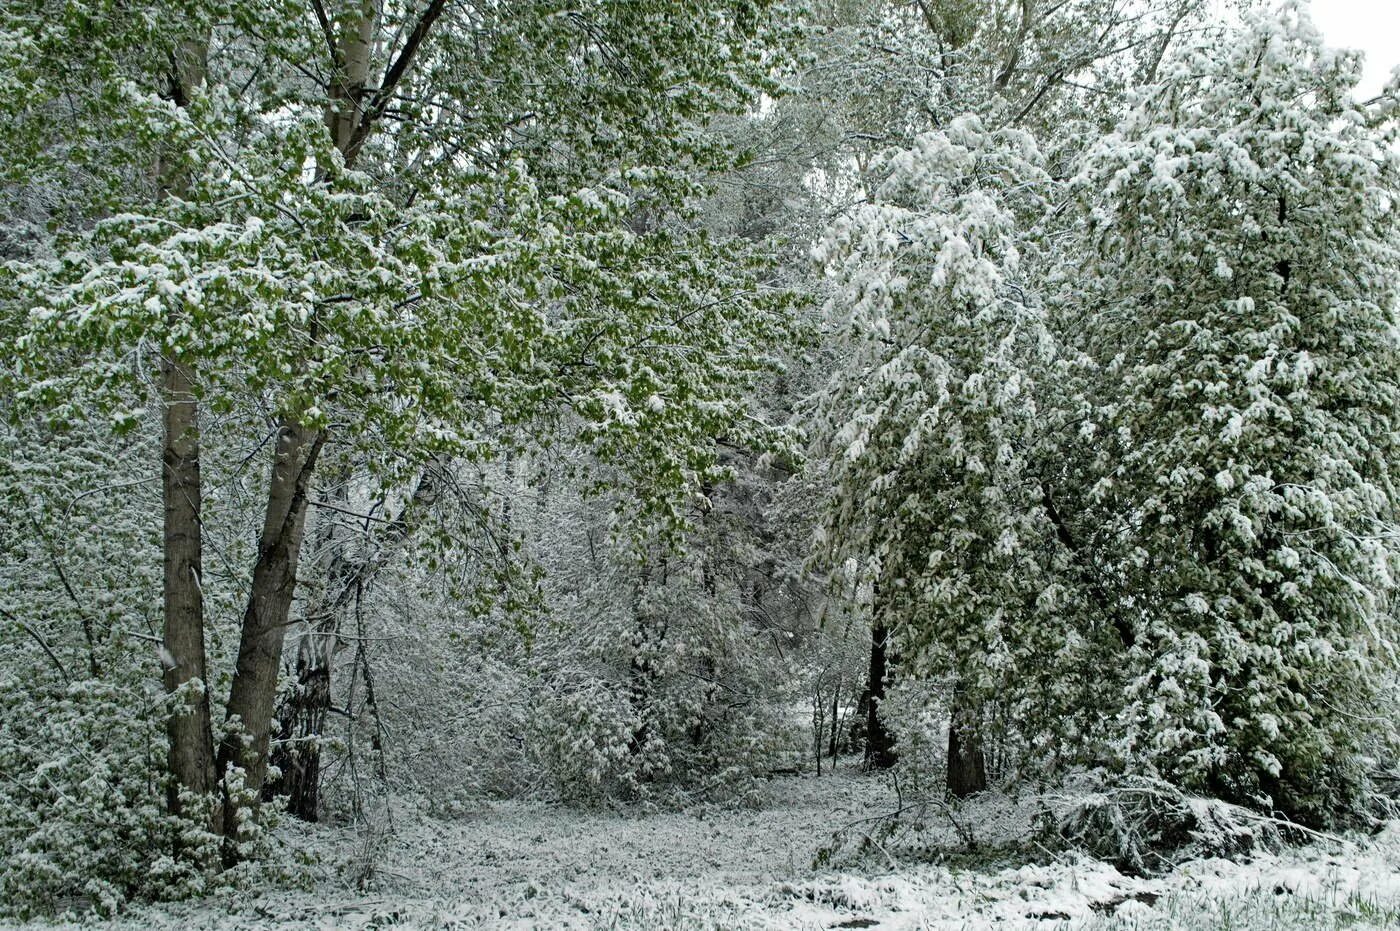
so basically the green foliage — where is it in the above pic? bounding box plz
[1,0,805,539]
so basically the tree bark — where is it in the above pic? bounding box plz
[219,421,323,809]
[264,468,351,820]
[157,37,218,832]
[993,0,1034,91]
[160,352,219,828]
[325,0,375,158]
[946,682,987,798]
[266,638,331,821]
[627,558,664,760]
[863,618,897,769]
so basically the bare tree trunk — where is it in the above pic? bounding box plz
[863,618,897,770]
[827,677,840,760]
[946,682,987,798]
[219,421,323,812]
[160,352,219,829]
[157,37,219,833]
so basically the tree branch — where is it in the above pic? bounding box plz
[309,0,343,68]
[1,608,72,684]
[345,0,449,164]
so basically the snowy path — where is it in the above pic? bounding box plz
[374,772,893,902]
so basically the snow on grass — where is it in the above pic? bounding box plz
[5,768,1400,929]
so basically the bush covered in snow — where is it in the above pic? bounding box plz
[1046,777,1297,876]
[0,671,218,917]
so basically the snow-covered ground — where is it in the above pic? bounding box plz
[9,767,1400,930]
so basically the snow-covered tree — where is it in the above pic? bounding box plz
[2,0,799,862]
[814,118,1106,793]
[791,0,1213,777]
[1066,4,1400,822]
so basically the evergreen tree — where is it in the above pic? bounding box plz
[814,118,1102,793]
[1066,4,1400,822]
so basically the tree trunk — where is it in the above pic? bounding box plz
[219,421,323,814]
[266,633,332,820]
[155,36,220,832]
[267,465,443,820]
[850,681,870,747]
[946,682,987,798]
[215,0,457,847]
[628,558,663,758]
[827,678,841,760]
[160,352,219,829]
[236,0,373,828]
[264,466,352,819]
[863,619,897,769]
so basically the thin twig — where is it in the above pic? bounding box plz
[1,607,71,684]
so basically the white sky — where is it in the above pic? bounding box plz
[1307,0,1400,97]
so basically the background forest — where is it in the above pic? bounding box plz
[3,0,1400,924]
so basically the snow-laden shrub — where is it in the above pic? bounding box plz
[1047,777,1300,876]
[0,419,285,916]
[527,676,647,803]
[523,588,791,807]
[312,541,791,815]
[0,422,219,917]
[882,666,1113,799]
[484,462,797,808]
[0,667,219,917]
